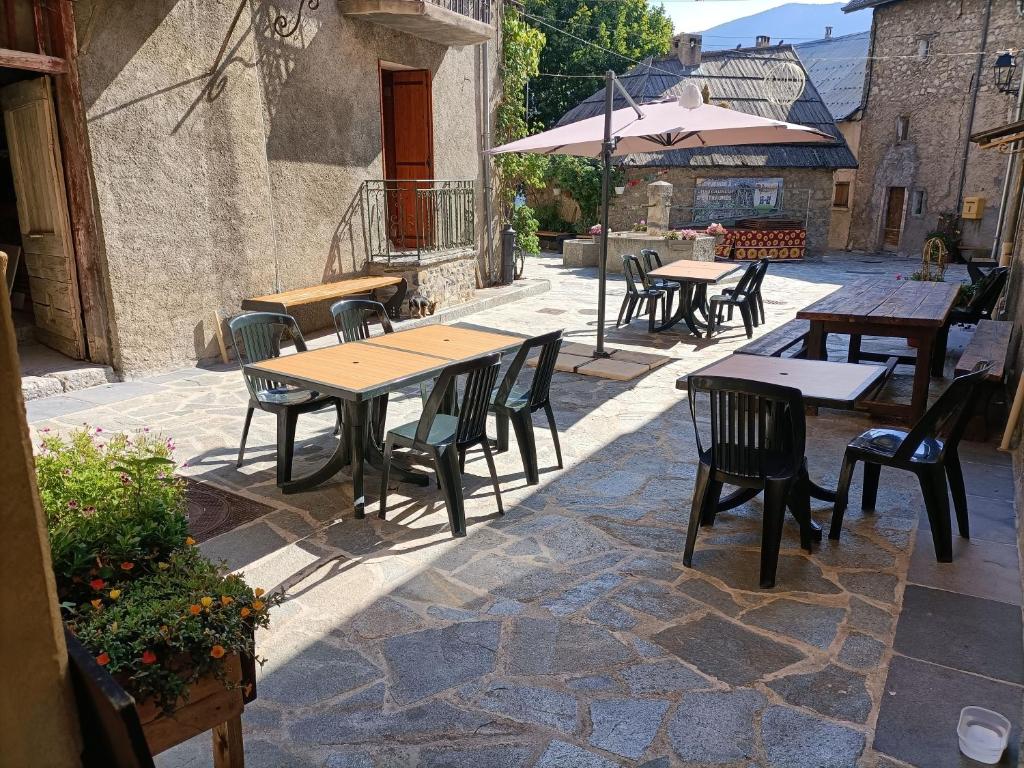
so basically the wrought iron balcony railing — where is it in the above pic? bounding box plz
[363,179,476,266]
[432,0,491,25]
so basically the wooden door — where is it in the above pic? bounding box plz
[380,68,434,249]
[1,77,84,358]
[883,187,905,251]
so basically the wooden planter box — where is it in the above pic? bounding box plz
[135,653,248,767]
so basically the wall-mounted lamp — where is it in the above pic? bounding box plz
[993,51,1020,95]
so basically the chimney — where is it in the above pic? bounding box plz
[755,34,771,48]
[673,33,702,67]
[825,25,833,39]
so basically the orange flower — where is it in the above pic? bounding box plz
[254,588,265,598]
[159,625,169,636]
[108,589,121,600]
[90,599,102,610]
[210,645,226,659]
[185,536,196,546]
[251,600,265,612]
[200,596,214,609]
[120,562,134,571]
[188,604,202,616]
[220,595,234,606]
[96,652,110,666]
[89,578,105,591]
[239,607,251,618]
[141,650,157,665]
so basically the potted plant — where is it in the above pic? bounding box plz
[584,223,603,240]
[706,222,727,248]
[612,167,626,195]
[38,428,275,758]
[632,219,648,233]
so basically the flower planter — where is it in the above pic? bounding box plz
[135,653,249,765]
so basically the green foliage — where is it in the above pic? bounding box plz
[40,428,274,713]
[533,202,575,232]
[548,155,603,229]
[494,6,548,244]
[512,204,541,254]
[523,0,673,128]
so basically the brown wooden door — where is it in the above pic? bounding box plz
[1,77,84,358]
[380,68,433,249]
[883,187,905,250]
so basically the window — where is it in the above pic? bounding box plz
[917,38,930,59]
[896,116,910,141]
[911,189,926,217]
[833,181,851,208]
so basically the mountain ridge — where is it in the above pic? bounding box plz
[695,3,872,51]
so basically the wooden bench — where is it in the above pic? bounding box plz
[242,275,407,319]
[735,319,810,358]
[536,230,574,253]
[955,319,1011,382]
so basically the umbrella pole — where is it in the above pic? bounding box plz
[596,70,614,359]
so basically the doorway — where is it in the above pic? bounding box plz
[379,64,433,250]
[883,186,906,251]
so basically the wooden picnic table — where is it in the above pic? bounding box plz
[245,324,524,518]
[646,260,743,334]
[678,353,888,528]
[797,278,960,423]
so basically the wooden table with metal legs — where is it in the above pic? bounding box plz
[646,260,743,334]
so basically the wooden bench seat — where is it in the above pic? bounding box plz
[955,318,1010,382]
[735,319,810,358]
[242,275,407,318]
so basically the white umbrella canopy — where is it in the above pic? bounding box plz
[488,83,834,157]
[488,80,837,356]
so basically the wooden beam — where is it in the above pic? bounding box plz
[50,0,114,365]
[0,46,65,73]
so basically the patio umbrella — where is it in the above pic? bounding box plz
[488,76,835,357]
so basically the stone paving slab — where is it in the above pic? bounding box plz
[22,254,1022,768]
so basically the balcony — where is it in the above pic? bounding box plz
[362,179,476,266]
[338,0,494,46]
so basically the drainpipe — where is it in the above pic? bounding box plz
[990,83,1024,261]
[954,0,991,218]
[480,32,495,284]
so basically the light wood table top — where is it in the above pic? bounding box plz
[678,354,886,408]
[797,278,960,328]
[647,260,743,285]
[245,324,524,401]
[243,275,403,311]
[362,324,524,360]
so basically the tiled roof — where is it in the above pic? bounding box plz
[794,31,870,121]
[556,45,858,170]
[842,0,899,12]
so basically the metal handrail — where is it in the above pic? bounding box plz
[363,179,477,266]
[430,0,491,23]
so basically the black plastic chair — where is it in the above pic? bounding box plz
[830,363,992,562]
[491,329,563,485]
[684,375,815,589]
[706,261,759,339]
[616,254,665,328]
[949,267,1007,326]
[640,249,679,319]
[230,312,341,485]
[721,258,768,326]
[380,353,503,536]
[330,298,394,343]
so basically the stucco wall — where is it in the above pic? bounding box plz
[849,0,1024,255]
[829,118,862,250]
[611,167,835,255]
[75,0,497,374]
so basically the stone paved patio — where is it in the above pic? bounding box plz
[26,254,1022,767]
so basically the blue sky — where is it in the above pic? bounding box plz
[665,0,842,32]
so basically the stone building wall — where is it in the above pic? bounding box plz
[830,119,862,250]
[849,0,1024,256]
[611,167,836,255]
[74,0,497,374]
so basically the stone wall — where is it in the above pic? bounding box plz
[611,167,836,256]
[849,0,1024,255]
[367,255,478,311]
[74,0,497,374]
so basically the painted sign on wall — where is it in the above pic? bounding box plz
[693,177,784,220]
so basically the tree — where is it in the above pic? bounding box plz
[523,0,673,128]
[494,7,548,254]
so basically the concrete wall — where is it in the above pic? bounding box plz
[849,0,1024,256]
[74,0,497,374]
[829,118,862,250]
[611,166,835,255]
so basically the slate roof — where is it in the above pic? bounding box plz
[556,45,858,170]
[795,32,870,121]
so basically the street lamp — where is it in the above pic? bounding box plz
[993,51,1019,95]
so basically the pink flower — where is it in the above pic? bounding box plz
[67,500,79,509]
[62,468,72,477]
[94,427,103,434]
[119,473,132,485]
[83,506,96,517]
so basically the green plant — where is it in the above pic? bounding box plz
[548,155,603,229]
[956,281,978,307]
[533,202,575,232]
[493,8,547,255]
[41,428,274,714]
